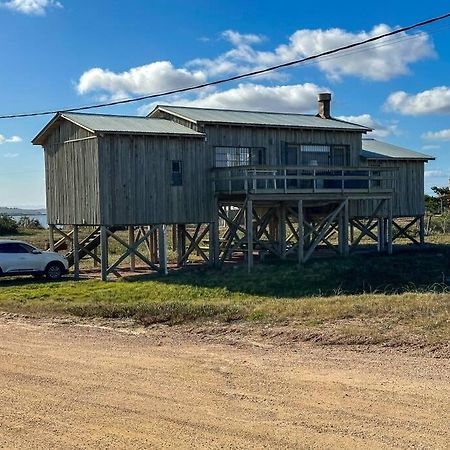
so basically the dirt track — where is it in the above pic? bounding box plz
[0,316,449,449]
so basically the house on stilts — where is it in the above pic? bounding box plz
[32,93,434,279]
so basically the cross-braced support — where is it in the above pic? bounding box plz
[392,216,424,245]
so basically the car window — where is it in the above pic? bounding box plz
[0,243,31,254]
[20,244,36,253]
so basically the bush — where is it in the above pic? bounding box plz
[0,214,19,235]
[17,216,43,229]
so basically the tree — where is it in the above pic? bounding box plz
[0,214,19,235]
[431,186,450,214]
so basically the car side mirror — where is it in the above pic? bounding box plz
[32,249,42,255]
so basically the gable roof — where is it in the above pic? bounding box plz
[32,112,204,145]
[361,138,434,161]
[150,105,371,132]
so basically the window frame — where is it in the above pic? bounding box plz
[171,160,183,187]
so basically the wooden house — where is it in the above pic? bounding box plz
[33,94,434,279]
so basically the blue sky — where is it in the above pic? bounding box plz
[0,0,449,207]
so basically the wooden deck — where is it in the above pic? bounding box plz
[213,165,396,196]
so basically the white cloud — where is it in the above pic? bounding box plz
[425,170,445,178]
[385,86,450,115]
[3,152,19,158]
[76,61,207,99]
[139,82,328,115]
[0,0,62,15]
[336,114,398,138]
[78,24,434,103]
[222,30,265,46]
[422,129,450,141]
[0,134,22,144]
[190,25,434,81]
[422,144,440,150]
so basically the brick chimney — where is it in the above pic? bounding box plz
[317,93,332,119]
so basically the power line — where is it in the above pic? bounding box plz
[1,11,450,120]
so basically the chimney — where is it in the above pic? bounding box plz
[317,92,332,119]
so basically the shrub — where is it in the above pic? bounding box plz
[17,216,43,229]
[0,214,19,235]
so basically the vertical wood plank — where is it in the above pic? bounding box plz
[129,226,135,272]
[73,225,79,279]
[247,199,253,272]
[298,199,304,265]
[100,225,108,281]
[159,225,168,275]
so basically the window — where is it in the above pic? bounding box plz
[171,160,183,186]
[0,243,31,254]
[283,144,350,167]
[215,147,265,167]
[331,145,350,166]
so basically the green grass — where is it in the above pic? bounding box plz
[0,248,449,348]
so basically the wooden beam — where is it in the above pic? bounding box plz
[49,225,55,252]
[100,226,108,282]
[73,225,80,279]
[419,215,425,245]
[159,225,168,275]
[387,200,393,255]
[107,227,159,273]
[298,200,304,265]
[209,220,220,268]
[128,226,135,272]
[247,199,253,272]
[279,203,287,260]
[303,200,346,262]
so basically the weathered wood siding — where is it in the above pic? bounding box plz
[43,120,100,225]
[350,159,426,218]
[97,134,213,225]
[203,124,363,166]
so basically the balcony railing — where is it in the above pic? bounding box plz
[213,165,397,195]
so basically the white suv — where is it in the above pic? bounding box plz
[0,240,69,280]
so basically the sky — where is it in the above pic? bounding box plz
[0,0,449,207]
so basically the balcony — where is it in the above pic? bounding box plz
[213,166,396,196]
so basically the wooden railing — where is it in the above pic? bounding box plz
[213,165,397,195]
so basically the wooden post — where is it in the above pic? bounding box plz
[177,224,186,266]
[128,226,135,272]
[172,225,177,251]
[100,225,108,281]
[73,225,80,280]
[209,221,220,267]
[343,199,349,256]
[387,200,393,255]
[159,225,168,275]
[279,203,286,260]
[377,218,384,252]
[419,215,425,245]
[298,199,304,265]
[247,199,253,272]
[49,225,55,251]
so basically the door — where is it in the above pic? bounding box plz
[0,242,39,273]
[284,144,299,188]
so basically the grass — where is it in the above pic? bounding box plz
[0,247,449,348]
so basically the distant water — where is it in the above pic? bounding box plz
[12,215,48,229]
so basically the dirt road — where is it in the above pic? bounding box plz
[0,316,449,449]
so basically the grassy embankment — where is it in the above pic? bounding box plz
[0,237,449,347]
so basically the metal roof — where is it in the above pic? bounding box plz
[361,138,434,161]
[151,105,371,132]
[33,112,204,144]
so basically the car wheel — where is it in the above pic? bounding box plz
[45,262,64,280]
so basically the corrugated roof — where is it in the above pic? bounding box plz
[151,105,371,132]
[63,113,204,136]
[32,112,204,145]
[361,138,434,161]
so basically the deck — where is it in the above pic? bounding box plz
[213,165,396,198]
